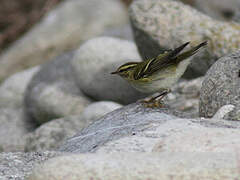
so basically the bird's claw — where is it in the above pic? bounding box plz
[140,99,165,108]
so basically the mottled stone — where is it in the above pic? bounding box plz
[165,77,204,117]
[129,0,240,78]
[193,0,240,22]
[0,151,61,180]
[199,51,240,120]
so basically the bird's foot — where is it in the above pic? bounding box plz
[140,89,171,108]
[141,99,165,108]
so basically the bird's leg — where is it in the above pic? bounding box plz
[149,89,171,102]
[141,89,171,108]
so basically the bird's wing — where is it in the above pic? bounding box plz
[133,42,190,80]
[174,41,207,64]
[134,41,207,80]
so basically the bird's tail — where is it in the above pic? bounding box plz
[176,41,208,63]
[167,41,190,59]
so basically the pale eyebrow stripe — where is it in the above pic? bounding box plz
[119,63,138,72]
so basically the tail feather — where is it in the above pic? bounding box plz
[168,41,190,59]
[176,41,208,63]
[152,41,190,71]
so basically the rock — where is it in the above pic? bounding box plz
[102,23,134,41]
[0,0,128,82]
[24,52,91,124]
[212,105,235,119]
[80,101,122,123]
[129,0,240,78]
[192,0,240,22]
[0,66,40,109]
[71,37,146,104]
[199,51,240,120]
[25,101,122,151]
[96,118,240,153]
[0,108,30,152]
[38,101,240,179]
[24,116,85,152]
[175,77,204,98]
[165,77,204,118]
[28,152,239,180]
[58,102,179,153]
[59,101,240,153]
[0,151,61,180]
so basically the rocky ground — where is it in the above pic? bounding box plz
[1,0,240,179]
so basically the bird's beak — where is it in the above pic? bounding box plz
[111,71,118,74]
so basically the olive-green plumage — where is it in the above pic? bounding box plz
[111,41,207,94]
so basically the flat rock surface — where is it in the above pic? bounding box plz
[59,102,181,153]
[59,102,240,153]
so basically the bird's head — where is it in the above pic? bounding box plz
[111,62,138,80]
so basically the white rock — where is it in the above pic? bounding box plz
[28,152,239,180]
[0,66,40,108]
[81,101,122,123]
[71,37,146,104]
[0,108,29,152]
[25,101,122,151]
[24,52,91,124]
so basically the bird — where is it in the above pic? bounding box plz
[111,41,207,107]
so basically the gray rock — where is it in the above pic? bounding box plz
[80,101,122,123]
[0,108,29,152]
[165,77,204,118]
[71,37,146,104]
[30,101,240,179]
[25,101,122,151]
[193,0,240,22]
[129,0,240,78]
[28,152,239,180]
[0,0,128,82]
[97,117,240,153]
[199,51,240,120]
[59,102,180,153]
[24,116,86,152]
[0,151,61,180]
[102,23,134,41]
[59,101,240,153]
[24,52,91,124]
[0,66,40,109]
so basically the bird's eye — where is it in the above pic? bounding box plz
[222,9,234,19]
[118,69,125,73]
